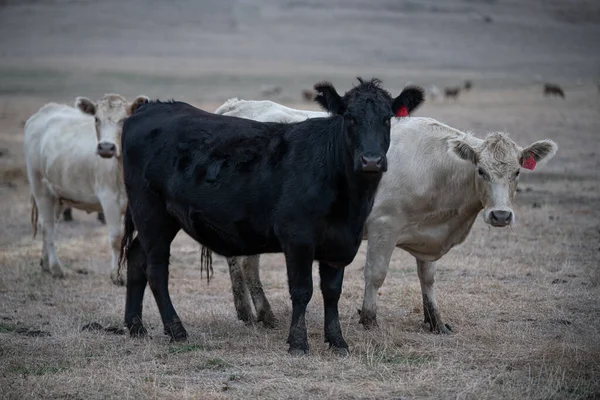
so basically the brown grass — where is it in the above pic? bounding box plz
[1,86,599,400]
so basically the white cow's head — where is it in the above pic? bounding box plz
[75,94,149,159]
[449,133,557,227]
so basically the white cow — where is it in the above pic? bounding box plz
[25,94,149,284]
[216,98,558,332]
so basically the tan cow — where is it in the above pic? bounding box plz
[215,98,558,333]
[24,94,148,284]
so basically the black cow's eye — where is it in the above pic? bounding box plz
[384,118,391,127]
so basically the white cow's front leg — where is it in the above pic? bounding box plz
[100,197,125,286]
[359,219,397,329]
[417,260,452,334]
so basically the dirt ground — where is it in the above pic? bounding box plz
[1,1,600,399]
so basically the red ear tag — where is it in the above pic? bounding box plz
[396,105,409,117]
[521,155,536,170]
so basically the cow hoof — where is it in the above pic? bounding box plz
[49,265,65,279]
[127,316,148,338]
[330,347,350,357]
[164,321,187,342]
[288,348,309,357]
[435,323,453,335]
[258,311,277,329]
[358,309,378,330]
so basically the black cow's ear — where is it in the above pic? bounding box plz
[392,85,425,117]
[75,97,96,115]
[129,96,150,115]
[314,81,345,115]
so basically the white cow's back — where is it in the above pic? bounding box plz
[215,98,328,123]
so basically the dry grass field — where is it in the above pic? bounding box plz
[1,84,599,399]
[1,0,600,398]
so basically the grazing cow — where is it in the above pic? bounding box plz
[426,85,441,102]
[119,78,425,356]
[215,99,558,334]
[543,83,565,98]
[62,207,105,224]
[25,94,149,284]
[301,89,315,102]
[444,87,461,100]
[464,80,473,91]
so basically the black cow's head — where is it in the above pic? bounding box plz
[314,77,424,175]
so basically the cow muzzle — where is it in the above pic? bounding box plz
[359,155,386,173]
[97,142,117,158]
[487,209,513,227]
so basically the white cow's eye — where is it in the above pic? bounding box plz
[477,167,485,177]
[515,170,520,178]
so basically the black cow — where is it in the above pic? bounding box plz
[119,78,424,356]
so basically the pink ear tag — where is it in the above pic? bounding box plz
[396,105,409,117]
[521,155,536,170]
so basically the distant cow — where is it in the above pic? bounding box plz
[216,99,558,334]
[444,87,461,100]
[544,83,565,98]
[25,94,148,284]
[301,89,315,102]
[119,78,424,356]
[464,80,472,91]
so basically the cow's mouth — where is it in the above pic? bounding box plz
[97,150,115,159]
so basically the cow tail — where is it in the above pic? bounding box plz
[30,196,38,239]
[200,245,213,284]
[118,205,136,280]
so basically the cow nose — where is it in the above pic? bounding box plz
[360,156,384,172]
[490,210,512,227]
[97,142,116,158]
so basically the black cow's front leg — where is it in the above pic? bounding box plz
[320,262,349,356]
[124,237,148,338]
[147,262,187,342]
[284,246,314,356]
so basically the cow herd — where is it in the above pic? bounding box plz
[23,77,558,356]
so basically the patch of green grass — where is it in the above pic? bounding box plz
[0,323,17,333]
[9,364,67,375]
[195,358,231,371]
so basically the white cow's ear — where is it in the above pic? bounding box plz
[129,96,150,115]
[520,139,558,165]
[448,138,477,164]
[75,97,96,115]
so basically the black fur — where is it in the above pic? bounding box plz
[119,78,424,354]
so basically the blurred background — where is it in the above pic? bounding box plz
[1,0,599,104]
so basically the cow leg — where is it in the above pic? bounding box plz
[417,260,452,334]
[320,262,348,356]
[139,218,185,342]
[227,256,254,324]
[359,221,397,329]
[124,237,148,337]
[36,196,64,278]
[284,245,314,356]
[62,207,73,222]
[99,197,125,286]
[243,255,276,328]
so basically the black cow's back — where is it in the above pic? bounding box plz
[122,101,362,259]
